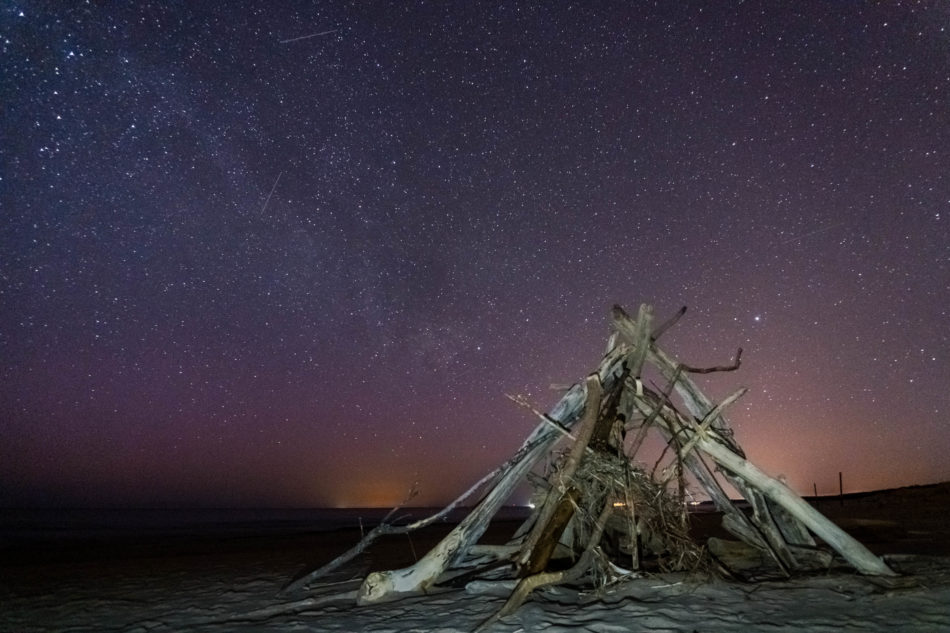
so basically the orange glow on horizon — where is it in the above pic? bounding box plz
[328,479,411,508]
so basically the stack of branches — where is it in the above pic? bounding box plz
[564,450,706,576]
[283,302,895,631]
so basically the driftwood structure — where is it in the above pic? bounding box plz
[285,303,895,627]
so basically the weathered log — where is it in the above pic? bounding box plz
[622,303,653,377]
[477,499,615,633]
[692,433,895,576]
[622,485,640,570]
[768,495,817,548]
[521,489,580,575]
[516,374,603,574]
[589,362,631,453]
[282,469,497,594]
[743,488,796,574]
[520,360,632,576]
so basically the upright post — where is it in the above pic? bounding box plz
[839,472,844,507]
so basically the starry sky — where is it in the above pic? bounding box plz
[1,2,948,509]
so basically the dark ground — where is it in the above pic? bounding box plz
[2,482,948,591]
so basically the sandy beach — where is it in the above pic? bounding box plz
[2,484,950,632]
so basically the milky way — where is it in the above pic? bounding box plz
[2,2,948,508]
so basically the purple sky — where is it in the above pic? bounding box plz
[2,2,948,508]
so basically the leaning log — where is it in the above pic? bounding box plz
[478,498,616,633]
[516,375,602,575]
[696,437,896,576]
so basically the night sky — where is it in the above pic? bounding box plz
[2,2,948,509]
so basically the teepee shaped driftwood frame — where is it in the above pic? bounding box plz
[284,303,895,625]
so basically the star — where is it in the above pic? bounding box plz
[0,2,947,508]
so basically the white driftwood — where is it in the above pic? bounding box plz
[283,463,502,594]
[516,374,603,569]
[695,436,895,576]
[468,543,522,559]
[623,303,653,376]
[356,343,630,604]
[673,387,747,467]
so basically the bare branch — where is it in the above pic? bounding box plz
[651,305,687,341]
[679,347,743,374]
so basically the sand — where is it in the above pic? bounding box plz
[3,485,950,632]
